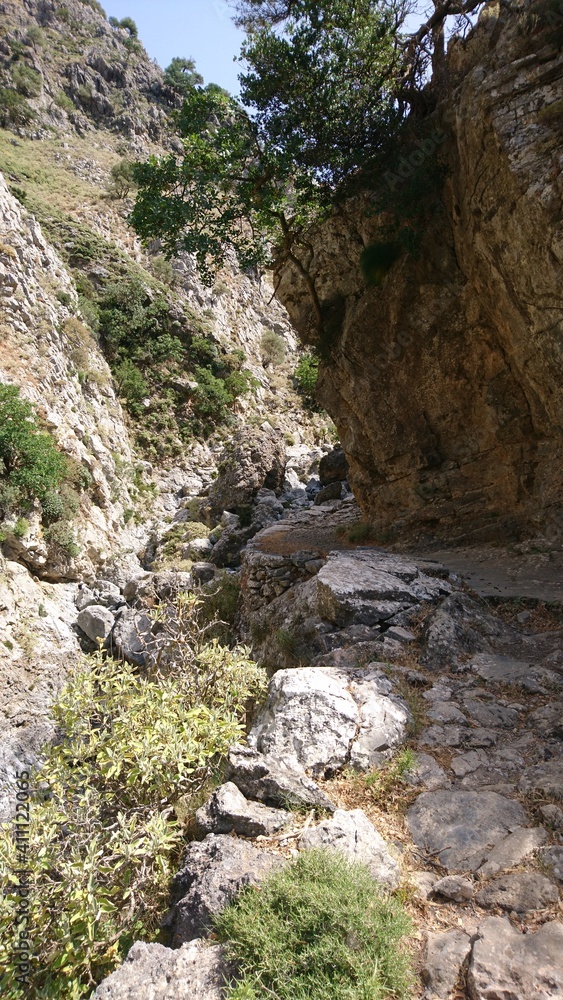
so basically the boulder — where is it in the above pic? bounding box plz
[314,482,345,505]
[468,918,563,999]
[422,930,472,999]
[478,825,548,877]
[191,562,215,584]
[298,809,400,888]
[319,447,349,485]
[316,550,450,628]
[195,782,291,837]
[183,537,213,560]
[406,790,528,872]
[225,745,336,812]
[111,607,153,667]
[92,939,230,999]
[248,665,408,777]
[169,834,284,945]
[76,605,115,642]
[432,875,474,902]
[421,594,515,671]
[206,426,286,520]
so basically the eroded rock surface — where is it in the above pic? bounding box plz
[92,940,230,1000]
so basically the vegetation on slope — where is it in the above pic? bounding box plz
[0,596,266,999]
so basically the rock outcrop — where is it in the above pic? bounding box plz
[277,1,563,544]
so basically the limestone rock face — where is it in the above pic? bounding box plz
[467,918,563,1000]
[276,3,563,544]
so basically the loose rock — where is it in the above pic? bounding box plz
[225,745,336,812]
[195,782,291,837]
[475,871,559,913]
[92,939,230,999]
[422,929,472,999]
[76,605,115,642]
[468,918,563,999]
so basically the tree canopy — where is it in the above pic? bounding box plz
[130,0,483,324]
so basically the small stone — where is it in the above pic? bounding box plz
[427,702,467,724]
[540,804,563,832]
[408,753,450,790]
[478,826,548,877]
[195,783,290,837]
[298,809,400,888]
[75,585,97,611]
[519,760,563,802]
[76,605,115,642]
[476,871,558,913]
[433,875,475,902]
[420,725,464,748]
[422,929,472,999]
[412,870,438,900]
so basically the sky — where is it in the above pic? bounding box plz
[106,0,246,95]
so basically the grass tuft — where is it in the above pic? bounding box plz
[215,848,414,1000]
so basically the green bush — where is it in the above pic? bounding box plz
[0,384,69,513]
[118,16,138,37]
[260,328,286,366]
[216,849,414,1000]
[294,353,319,401]
[106,159,136,200]
[0,88,35,127]
[0,622,266,998]
[150,255,175,286]
[54,89,75,111]
[43,520,80,558]
[11,62,42,98]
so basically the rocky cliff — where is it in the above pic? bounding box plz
[278,0,563,546]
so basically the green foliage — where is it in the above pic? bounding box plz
[107,159,136,199]
[0,618,266,998]
[109,15,138,36]
[24,25,45,48]
[130,2,406,293]
[363,749,416,805]
[43,520,80,558]
[293,353,318,401]
[163,57,204,96]
[150,254,175,285]
[0,88,35,127]
[0,383,69,512]
[216,848,414,1000]
[54,89,75,112]
[260,328,286,366]
[11,62,42,98]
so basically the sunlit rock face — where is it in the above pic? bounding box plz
[277,1,563,545]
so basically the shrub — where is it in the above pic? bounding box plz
[294,353,319,400]
[0,629,265,998]
[260,328,286,366]
[54,89,74,111]
[113,358,149,415]
[43,520,80,558]
[25,25,45,48]
[0,384,69,512]
[151,255,175,286]
[0,88,35,127]
[215,849,414,1000]
[106,159,136,199]
[78,294,100,331]
[11,62,42,98]
[118,16,138,37]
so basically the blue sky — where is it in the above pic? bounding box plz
[106,0,246,95]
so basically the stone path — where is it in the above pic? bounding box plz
[92,497,563,999]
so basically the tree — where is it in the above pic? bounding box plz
[107,158,136,199]
[130,0,484,329]
[164,57,204,96]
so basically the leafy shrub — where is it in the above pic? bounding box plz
[294,353,319,401]
[216,849,414,1000]
[0,384,69,513]
[54,89,75,112]
[151,255,175,285]
[260,328,286,366]
[106,159,136,199]
[0,88,35,127]
[24,25,45,48]
[163,57,203,96]
[78,293,100,331]
[43,520,80,558]
[113,358,149,416]
[11,62,42,98]
[0,625,265,998]
[118,16,138,37]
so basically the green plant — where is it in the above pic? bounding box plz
[363,749,416,807]
[0,623,265,998]
[0,88,35,127]
[294,353,319,401]
[260,328,286,366]
[54,89,75,112]
[106,159,136,200]
[347,521,377,544]
[0,383,69,514]
[163,57,203,96]
[43,520,80,558]
[25,25,45,48]
[56,290,72,307]
[11,63,42,98]
[13,516,29,539]
[215,848,413,1000]
[118,16,138,37]
[150,255,175,286]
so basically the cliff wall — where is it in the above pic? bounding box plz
[278,1,563,545]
